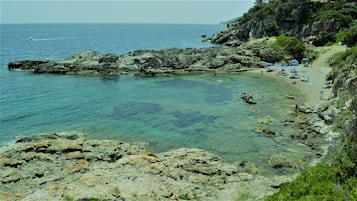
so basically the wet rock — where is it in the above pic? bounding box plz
[254,127,276,137]
[240,92,256,104]
[257,116,275,124]
[268,154,294,169]
[296,104,314,114]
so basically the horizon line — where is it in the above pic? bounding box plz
[0,22,226,25]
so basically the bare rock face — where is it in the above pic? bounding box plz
[0,133,294,201]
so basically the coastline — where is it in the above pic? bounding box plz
[248,44,346,106]
[1,41,346,200]
[249,44,347,164]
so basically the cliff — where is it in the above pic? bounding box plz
[208,0,357,47]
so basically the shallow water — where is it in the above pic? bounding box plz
[0,68,310,175]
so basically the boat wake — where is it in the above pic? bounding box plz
[27,37,76,42]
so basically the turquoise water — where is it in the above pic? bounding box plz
[0,69,307,174]
[0,24,310,175]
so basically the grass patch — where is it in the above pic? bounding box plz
[266,159,356,201]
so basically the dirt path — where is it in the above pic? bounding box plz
[296,45,346,106]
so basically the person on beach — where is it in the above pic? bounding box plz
[320,90,323,100]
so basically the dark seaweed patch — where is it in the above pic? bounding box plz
[112,102,161,119]
[171,111,218,128]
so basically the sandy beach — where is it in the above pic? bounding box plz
[251,44,347,106]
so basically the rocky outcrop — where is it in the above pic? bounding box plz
[0,133,294,201]
[207,1,356,46]
[240,92,256,104]
[8,46,266,76]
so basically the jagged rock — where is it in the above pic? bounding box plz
[296,104,314,114]
[316,100,339,125]
[301,19,340,39]
[311,120,331,135]
[240,92,256,104]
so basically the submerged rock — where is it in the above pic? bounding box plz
[268,154,294,169]
[254,127,276,137]
[257,116,275,124]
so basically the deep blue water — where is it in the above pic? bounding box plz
[0,23,222,64]
[0,24,309,174]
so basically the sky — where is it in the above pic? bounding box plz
[0,0,255,24]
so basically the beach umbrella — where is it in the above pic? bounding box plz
[274,63,282,67]
[289,59,299,66]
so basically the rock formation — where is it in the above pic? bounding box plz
[8,47,266,76]
[240,92,257,104]
[207,0,357,46]
[0,133,294,201]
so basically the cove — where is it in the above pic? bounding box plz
[0,71,310,175]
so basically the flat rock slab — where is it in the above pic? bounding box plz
[0,133,294,201]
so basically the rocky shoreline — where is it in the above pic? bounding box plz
[7,41,287,77]
[1,133,296,201]
[3,38,341,200]
[0,98,338,200]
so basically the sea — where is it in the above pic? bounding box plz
[0,23,309,175]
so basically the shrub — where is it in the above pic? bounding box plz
[266,157,356,201]
[342,26,357,47]
[312,31,336,46]
[270,36,305,59]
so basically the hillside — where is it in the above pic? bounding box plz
[208,0,357,47]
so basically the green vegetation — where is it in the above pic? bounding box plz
[330,45,357,74]
[228,0,357,46]
[270,35,305,59]
[312,31,336,46]
[266,45,357,200]
[63,195,75,201]
[340,25,357,47]
[266,158,357,200]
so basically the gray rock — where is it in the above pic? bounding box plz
[8,46,265,76]
[0,133,291,201]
